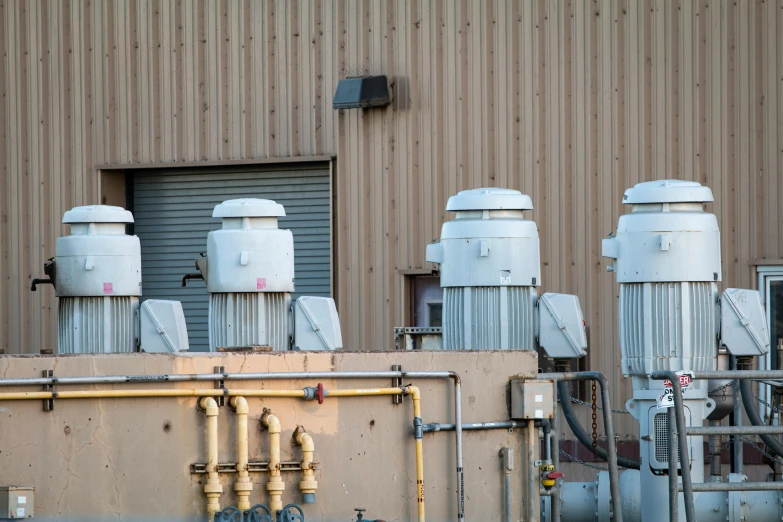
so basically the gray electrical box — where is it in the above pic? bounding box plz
[0,487,33,519]
[510,379,554,420]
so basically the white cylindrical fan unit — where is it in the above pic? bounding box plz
[54,205,141,353]
[427,188,586,354]
[206,199,294,352]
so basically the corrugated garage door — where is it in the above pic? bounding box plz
[132,163,332,351]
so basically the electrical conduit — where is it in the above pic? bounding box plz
[293,426,317,503]
[199,397,223,520]
[261,409,285,513]
[230,396,252,511]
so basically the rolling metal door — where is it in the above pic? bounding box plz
[132,164,332,351]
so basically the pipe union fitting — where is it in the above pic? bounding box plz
[203,483,223,494]
[234,482,253,493]
[266,482,285,493]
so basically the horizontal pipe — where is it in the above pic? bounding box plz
[663,370,783,380]
[0,387,410,401]
[423,421,520,432]
[679,482,783,492]
[686,425,783,435]
[0,370,457,387]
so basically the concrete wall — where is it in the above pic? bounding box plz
[0,350,538,521]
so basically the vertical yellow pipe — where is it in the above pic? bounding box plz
[293,426,318,504]
[262,409,285,512]
[230,396,252,511]
[407,386,426,522]
[199,397,223,520]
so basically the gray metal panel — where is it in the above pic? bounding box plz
[132,164,331,351]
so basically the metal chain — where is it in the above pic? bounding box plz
[708,381,734,395]
[559,449,627,472]
[741,435,783,465]
[754,393,783,414]
[569,396,631,415]
[591,381,598,455]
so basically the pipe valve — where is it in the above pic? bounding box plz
[541,464,563,490]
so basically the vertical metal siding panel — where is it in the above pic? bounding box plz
[0,0,7,350]
[4,0,18,351]
[753,1,765,266]
[227,0,242,159]
[777,0,783,260]
[763,0,778,261]
[181,0,196,161]
[275,0,288,156]
[159,0,175,160]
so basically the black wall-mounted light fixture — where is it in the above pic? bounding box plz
[332,75,391,109]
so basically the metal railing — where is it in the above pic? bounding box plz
[650,369,783,522]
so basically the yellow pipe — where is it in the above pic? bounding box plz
[406,385,426,522]
[199,397,223,520]
[230,396,252,511]
[325,387,406,397]
[261,410,285,512]
[293,426,317,504]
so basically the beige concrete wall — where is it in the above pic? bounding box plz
[0,350,538,521]
[2,0,783,456]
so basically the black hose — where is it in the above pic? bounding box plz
[557,380,641,469]
[739,379,783,458]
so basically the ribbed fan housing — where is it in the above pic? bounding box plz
[443,286,537,350]
[209,292,291,351]
[619,282,719,376]
[58,296,139,353]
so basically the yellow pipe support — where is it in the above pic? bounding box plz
[230,396,252,511]
[199,397,223,520]
[261,410,285,513]
[406,385,426,522]
[293,426,317,504]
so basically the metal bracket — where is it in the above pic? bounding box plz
[190,460,319,474]
[534,460,544,467]
[43,369,55,412]
[215,365,226,407]
[392,365,403,404]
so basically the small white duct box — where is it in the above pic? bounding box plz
[538,293,588,359]
[721,288,769,356]
[140,299,190,352]
[293,296,343,351]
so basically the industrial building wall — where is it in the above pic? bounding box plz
[2,0,783,442]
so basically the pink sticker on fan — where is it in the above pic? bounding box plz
[103,282,114,294]
[256,278,267,290]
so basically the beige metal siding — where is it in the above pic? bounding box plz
[2,0,783,439]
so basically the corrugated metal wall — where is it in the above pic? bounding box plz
[2,0,782,439]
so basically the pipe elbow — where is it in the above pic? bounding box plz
[295,430,315,453]
[262,410,281,433]
[230,396,249,414]
[200,397,219,416]
[405,385,421,400]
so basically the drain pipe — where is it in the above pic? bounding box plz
[230,396,252,511]
[293,426,317,504]
[200,397,223,520]
[261,409,285,513]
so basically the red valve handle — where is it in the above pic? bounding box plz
[546,472,564,480]
[316,383,324,404]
